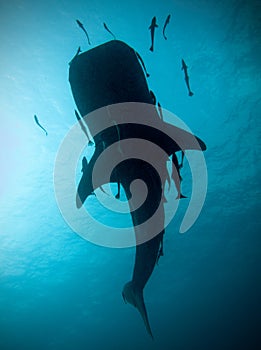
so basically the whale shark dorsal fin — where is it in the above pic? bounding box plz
[81,156,88,173]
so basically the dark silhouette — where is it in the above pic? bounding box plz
[76,46,81,55]
[156,235,164,265]
[81,157,95,196]
[75,46,81,57]
[103,22,116,40]
[69,47,81,65]
[81,156,88,172]
[34,115,48,136]
[149,90,156,105]
[74,109,93,146]
[149,16,158,52]
[76,19,91,45]
[181,59,194,96]
[179,150,185,169]
[163,14,171,40]
[157,102,164,120]
[172,153,187,199]
[115,181,120,199]
[135,51,150,77]
[69,40,206,337]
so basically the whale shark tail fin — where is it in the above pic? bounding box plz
[122,281,153,338]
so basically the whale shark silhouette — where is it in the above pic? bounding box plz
[69,40,206,337]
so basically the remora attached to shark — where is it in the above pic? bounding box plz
[69,40,206,337]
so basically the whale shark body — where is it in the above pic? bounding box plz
[69,40,206,337]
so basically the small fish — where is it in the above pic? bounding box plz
[81,156,88,173]
[172,153,187,199]
[75,46,81,56]
[103,22,116,40]
[178,151,185,169]
[81,157,95,195]
[156,236,164,265]
[34,115,48,136]
[150,90,156,105]
[76,19,91,45]
[135,51,150,77]
[157,102,164,120]
[163,14,171,40]
[115,181,120,199]
[75,110,93,146]
[149,16,158,52]
[69,46,82,65]
[181,59,194,97]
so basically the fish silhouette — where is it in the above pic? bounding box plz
[34,115,48,136]
[149,16,158,52]
[76,19,91,45]
[69,40,206,337]
[182,59,194,96]
[103,22,116,40]
[163,14,171,40]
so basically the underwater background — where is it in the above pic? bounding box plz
[0,0,260,349]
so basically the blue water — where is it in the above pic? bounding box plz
[0,0,260,349]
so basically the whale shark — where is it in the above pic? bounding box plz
[69,40,206,337]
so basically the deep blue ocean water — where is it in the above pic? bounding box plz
[0,0,260,349]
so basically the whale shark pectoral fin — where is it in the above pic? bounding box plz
[122,282,153,338]
[76,147,111,207]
